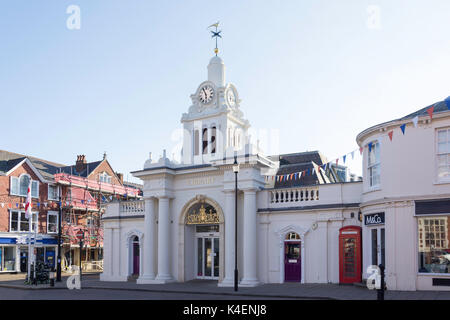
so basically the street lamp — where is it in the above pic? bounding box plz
[56,196,62,282]
[232,155,239,292]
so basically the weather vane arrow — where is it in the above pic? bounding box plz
[208,21,221,56]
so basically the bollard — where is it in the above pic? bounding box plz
[50,279,55,287]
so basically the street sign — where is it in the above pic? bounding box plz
[76,230,84,241]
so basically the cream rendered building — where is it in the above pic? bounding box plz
[357,98,450,291]
[100,54,362,286]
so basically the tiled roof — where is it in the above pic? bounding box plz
[0,150,66,180]
[270,151,330,188]
[399,98,450,121]
[59,161,103,177]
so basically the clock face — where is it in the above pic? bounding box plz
[227,90,236,106]
[198,85,214,104]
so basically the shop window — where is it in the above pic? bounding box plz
[368,141,380,187]
[2,247,16,271]
[418,216,450,274]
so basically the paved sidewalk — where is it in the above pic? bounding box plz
[0,273,449,300]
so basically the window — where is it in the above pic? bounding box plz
[437,128,450,180]
[202,128,208,154]
[211,126,216,154]
[10,175,38,197]
[367,141,380,187]
[418,216,450,274]
[99,172,111,184]
[48,185,59,201]
[47,212,58,233]
[9,210,37,232]
[1,247,16,271]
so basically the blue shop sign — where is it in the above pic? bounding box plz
[0,238,17,244]
[364,212,385,226]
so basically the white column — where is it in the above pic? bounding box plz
[241,189,259,286]
[137,198,156,283]
[155,197,173,282]
[112,228,120,278]
[218,190,235,287]
[101,228,113,279]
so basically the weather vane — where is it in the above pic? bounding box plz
[208,21,221,56]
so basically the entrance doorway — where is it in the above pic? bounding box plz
[284,232,301,282]
[132,236,140,275]
[195,225,219,279]
[370,227,385,267]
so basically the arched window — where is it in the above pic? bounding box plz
[99,172,111,184]
[19,174,30,196]
[202,128,208,154]
[285,232,301,240]
[185,202,220,225]
[211,126,216,154]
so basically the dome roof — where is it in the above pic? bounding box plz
[209,56,224,65]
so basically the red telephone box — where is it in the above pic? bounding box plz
[339,226,362,284]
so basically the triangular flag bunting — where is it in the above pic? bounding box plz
[351,151,354,160]
[368,142,373,153]
[400,124,406,134]
[412,116,419,128]
[388,131,393,141]
[427,106,434,120]
[359,147,363,155]
[343,155,346,163]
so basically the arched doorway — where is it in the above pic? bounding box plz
[284,232,301,282]
[178,196,224,282]
[132,236,140,276]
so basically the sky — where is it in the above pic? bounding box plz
[0,0,449,182]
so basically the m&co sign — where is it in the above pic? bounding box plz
[364,212,385,226]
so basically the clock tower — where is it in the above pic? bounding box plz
[181,55,250,165]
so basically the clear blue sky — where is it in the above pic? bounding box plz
[1,1,449,181]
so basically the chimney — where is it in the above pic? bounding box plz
[116,172,124,184]
[76,155,87,173]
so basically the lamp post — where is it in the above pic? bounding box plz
[56,195,62,282]
[232,155,239,292]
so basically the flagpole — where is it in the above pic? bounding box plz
[27,219,31,282]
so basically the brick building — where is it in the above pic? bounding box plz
[0,150,140,273]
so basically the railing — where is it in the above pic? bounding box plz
[81,260,103,272]
[270,187,319,204]
[120,200,145,214]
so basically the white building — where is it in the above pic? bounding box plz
[357,99,450,291]
[100,50,450,291]
[100,54,362,286]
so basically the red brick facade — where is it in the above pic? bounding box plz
[0,161,56,234]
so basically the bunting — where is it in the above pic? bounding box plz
[266,101,444,183]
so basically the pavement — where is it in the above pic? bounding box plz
[0,273,449,300]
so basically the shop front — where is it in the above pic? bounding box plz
[0,236,58,272]
[364,212,385,268]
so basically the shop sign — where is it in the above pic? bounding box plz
[364,212,385,226]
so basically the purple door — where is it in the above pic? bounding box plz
[132,237,140,275]
[284,242,301,282]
